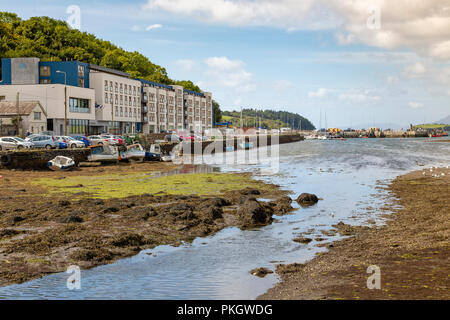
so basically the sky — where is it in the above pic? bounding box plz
[1,0,450,129]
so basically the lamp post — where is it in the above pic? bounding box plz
[56,70,67,135]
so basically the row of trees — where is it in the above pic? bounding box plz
[222,108,315,130]
[0,12,209,94]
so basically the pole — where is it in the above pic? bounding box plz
[16,92,20,136]
[64,84,68,136]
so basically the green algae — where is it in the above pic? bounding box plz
[33,172,275,199]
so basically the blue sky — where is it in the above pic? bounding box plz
[2,0,449,128]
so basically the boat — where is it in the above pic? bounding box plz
[145,144,163,161]
[431,132,448,138]
[161,153,174,162]
[47,156,76,171]
[120,144,145,161]
[87,144,119,163]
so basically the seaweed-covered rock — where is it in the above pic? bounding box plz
[250,267,274,278]
[238,199,273,228]
[270,196,294,215]
[293,235,313,244]
[58,215,83,223]
[240,188,261,196]
[109,233,146,247]
[296,193,319,206]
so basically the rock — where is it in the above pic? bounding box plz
[134,207,158,220]
[250,267,274,278]
[296,193,319,206]
[293,235,312,244]
[59,200,71,207]
[200,197,230,208]
[71,248,113,262]
[240,188,261,196]
[58,215,83,223]
[94,200,105,206]
[270,196,294,215]
[103,207,120,214]
[276,263,305,275]
[202,206,223,221]
[9,216,25,225]
[238,199,273,228]
[110,233,146,247]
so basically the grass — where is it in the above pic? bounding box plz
[34,172,277,199]
[415,124,450,129]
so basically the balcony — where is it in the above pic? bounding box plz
[143,116,148,122]
[142,106,148,113]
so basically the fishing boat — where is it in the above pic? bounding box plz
[120,144,145,162]
[47,156,76,171]
[88,144,119,163]
[431,132,448,138]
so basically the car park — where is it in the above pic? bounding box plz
[25,135,58,149]
[0,137,34,151]
[70,135,91,147]
[56,136,85,148]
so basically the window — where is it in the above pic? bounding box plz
[133,98,136,107]
[40,79,51,84]
[125,108,128,117]
[78,78,84,87]
[120,84,123,94]
[115,106,118,117]
[124,86,128,94]
[115,95,118,104]
[40,66,50,77]
[69,119,89,135]
[78,65,85,77]
[129,97,132,106]
[105,93,108,103]
[133,86,136,96]
[110,82,113,92]
[69,98,90,113]
[120,107,123,117]
[124,97,128,106]
[104,80,108,91]
[115,83,118,93]
[149,103,155,112]
[110,93,113,102]
[120,96,123,105]
[0,96,5,101]
[134,108,137,118]
[33,112,41,120]
[149,113,155,122]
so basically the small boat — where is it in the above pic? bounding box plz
[161,154,173,162]
[145,144,163,161]
[47,156,75,171]
[431,132,448,138]
[120,144,145,162]
[88,144,119,163]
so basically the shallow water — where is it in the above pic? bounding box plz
[1,138,449,300]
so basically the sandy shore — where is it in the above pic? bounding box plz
[0,162,293,287]
[259,167,449,300]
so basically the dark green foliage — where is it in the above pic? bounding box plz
[222,108,315,130]
[212,100,222,123]
[0,12,196,87]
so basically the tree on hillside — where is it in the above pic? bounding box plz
[212,100,222,123]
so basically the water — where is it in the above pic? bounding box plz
[1,138,449,299]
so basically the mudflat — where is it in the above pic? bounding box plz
[260,167,450,300]
[0,162,293,287]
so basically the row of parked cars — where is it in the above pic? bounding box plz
[0,132,128,151]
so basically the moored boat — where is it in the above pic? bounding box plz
[88,144,119,163]
[47,156,76,171]
[120,144,145,161]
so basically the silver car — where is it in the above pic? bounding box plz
[88,135,109,146]
[26,135,58,149]
[0,137,34,151]
[56,136,85,148]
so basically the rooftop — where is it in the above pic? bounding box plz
[0,101,45,116]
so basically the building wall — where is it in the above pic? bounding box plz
[39,61,90,88]
[89,71,142,134]
[4,58,40,85]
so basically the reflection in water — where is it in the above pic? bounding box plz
[0,139,449,300]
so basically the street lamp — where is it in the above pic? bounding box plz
[56,70,68,135]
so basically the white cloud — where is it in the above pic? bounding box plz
[131,25,141,32]
[145,0,450,61]
[308,88,332,98]
[409,102,424,109]
[205,56,255,92]
[274,80,293,91]
[146,24,163,31]
[175,59,195,72]
[403,62,427,78]
[338,90,381,103]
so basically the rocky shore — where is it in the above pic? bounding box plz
[259,167,449,300]
[0,163,294,286]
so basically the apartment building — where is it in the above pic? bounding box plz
[0,57,213,135]
[89,64,141,134]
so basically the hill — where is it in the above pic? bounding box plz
[0,12,204,91]
[435,115,450,125]
[222,109,315,130]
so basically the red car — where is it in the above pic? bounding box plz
[180,135,195,141]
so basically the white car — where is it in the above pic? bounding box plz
[0,137,34,151]
[56,136,85,148]
[88,135,110,146]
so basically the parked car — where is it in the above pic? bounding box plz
[25,135,58,149]
[100,134,125,146]
[70,135,91,147]
[56,136,85,148]
[58,141,68,149]
[179,135,195,141]
[88,135,110,146]
[0,137,34,151]
[165,134,181,142]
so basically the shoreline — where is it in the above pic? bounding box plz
[259,167,449,300]
[0,162,293,287]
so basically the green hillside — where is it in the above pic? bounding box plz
[222,109,315,130]
[0,12,202,90]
